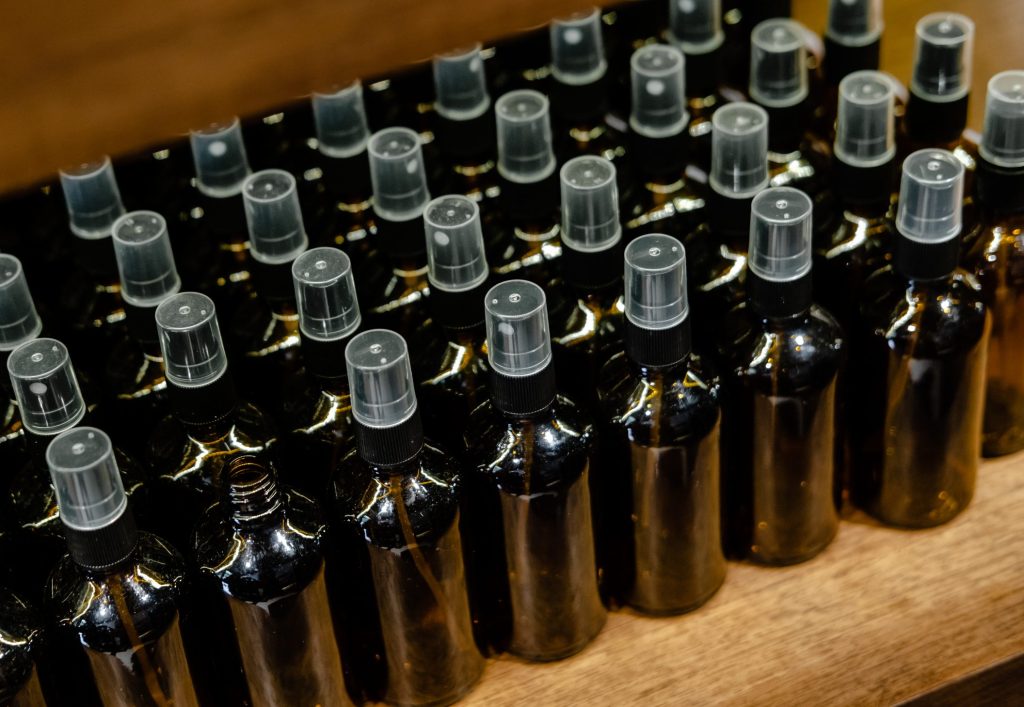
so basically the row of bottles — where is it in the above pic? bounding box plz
[2,0,1022,705]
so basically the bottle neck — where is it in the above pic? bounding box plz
[322,149,373,203]
[630,131,688,185]
[71,235,119,285]
[65,507,139,574]
[226,456,285,529]
[500,170,560,225]
[376,215,427,266]
[709,189,754,251]
[561,241,624,291]
[894,233,960,281]
[762,100,810,154]
[905,92,969,146]
[490,361,557,417]
[624,318,692,370]
[747,271,813,319]
[124,302,164,358]
[167,371,238,434]
[300,332,351,383]
[976,159,1024,216]
[831,155,895,215]
[550,76,610,131]
[252,259,300,312]
[430,282,488,331]
[684,47,723,102]
[435,109,497,167]
[823,36,881,86]
[354,411,424,468]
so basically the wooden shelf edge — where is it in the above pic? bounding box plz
[461,454,1024,705]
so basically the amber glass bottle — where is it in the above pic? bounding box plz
[46,427,208,707]
[0,255,42,477]
[464,280,605,660]
[179,120,255,317]
[148,292,276,550]
[194,456,351,707]
[55,159,127,371]
[416,196,491,452]
[306,83,378,263]
[850,150,988,526]
[684,102,768,345]
[359,127,433,339]
[490,90,562,285]
[105,211,181,458]
[624,45,708,242]
[597,234,726,612]
[432,47,502,232]
[550,156,625,410]
[817,0,883,137]
[229,169,309,419]
[667,0,729,172]
[965,72,1024,457]
[0,590,54,706]
[279,246,362,504]
[748,19,834,231]
[3,339,148,603]
[719,188,842,564]
[331,329,484,705]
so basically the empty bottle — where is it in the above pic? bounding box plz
[193,455,352,707]
[46,427,206,707]
[281,246,361,503]
[330,329,484,705]
[624,44,708,241]
[360,128,433,338]
[416,195,492,452]
[850,150,988,526]
[105,211,181,456]
[464,280,605,660]
[491,90,562,284]
[597,233,726,612]
[719,187,843,563]
[966,72,1024,457]
[550,155,625,410]
[684,102,769,344]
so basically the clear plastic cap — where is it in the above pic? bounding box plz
[911,13,974,102]
[826,0,883,47]
[368,127,431,222]
[59,158,125,239]
[345,329,418,429]
[495,90,557,183]
[7,338,85,435]
[549,9,607,86]
[485,280,551,378]
[748,187,814,282]
[980,71,1024,168]
[47,427,127,532]
[629,44,689,139]
[242,170,309,265]
[749,19,809,108]
[834,70,896,167]
[433,45,491,121]
[896,149,965,244]
[669,0,724,54]
[292,247,361,341]
[190,119,252,198]
[155,292,228,388]
[0,255,42,351]
[111,211,181,308]
[312,82,371,159]
[560,156,621,252]
[709,103,770,198]
[424,195,489,292]
[624,234,688,331]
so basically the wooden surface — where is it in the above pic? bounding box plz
[461,453,1024,706]
[2,0,1022,194]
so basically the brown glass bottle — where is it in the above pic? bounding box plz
[194,456,352,707]
[490,174,562,286]
[0,590,54,706]
[596,235,726,611]
[850,149,987,526]
[464,280,604,660]
[305,146,378,259]
[719,188,842,564]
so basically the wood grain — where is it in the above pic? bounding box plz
[2,0,1022,194]
[461,453,1024,706]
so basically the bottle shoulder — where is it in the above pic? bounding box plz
[0,591,42,700]
[861,268,988,355]
[465,397,595,493]
[598,352,722,444]
[48,533,190,653]
[548,287,625,350]
[719,304,845,392]
[331,446,462,550]
[193,488,326,602]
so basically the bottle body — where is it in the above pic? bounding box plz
[463,397,605,660]
[331,446,483,706]
[47,534,203,707]
[0,591,49,707]
[850,270,988,526]
[415,329,489,454]
[193,466,351,707]
[596,352,726,613]
[719,305,843,564]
